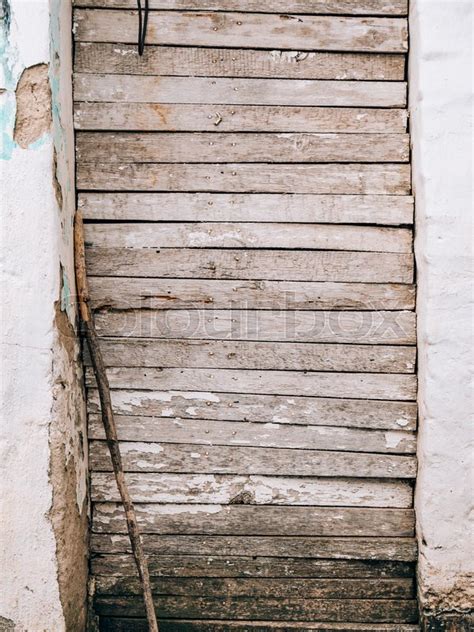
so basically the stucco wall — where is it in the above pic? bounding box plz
[410,0,474,626]
[0,1,88,630]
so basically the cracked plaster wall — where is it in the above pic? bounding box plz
[0,1,88,630]
[410,0,473,626]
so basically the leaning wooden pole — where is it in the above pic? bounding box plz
[74,211,159,632]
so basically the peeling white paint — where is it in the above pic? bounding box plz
[111,389,220,412]
[384,432,405,449]
[396,417,410,428]
[121,442,164,455]
[158,504,223,516]
[0,1,87,630]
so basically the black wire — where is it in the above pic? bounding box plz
[137,0,149,56]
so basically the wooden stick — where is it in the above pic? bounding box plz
[74,210,159,632]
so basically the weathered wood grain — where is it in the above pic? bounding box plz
[91,472,413,506]
[94,594,418,621]
[86,338,415,375]
[86,367,418,401]
[73,11,408,53]
[93,309,416,345]
[73,1,409,17]
[75,0,417,620]
[78,164,411,196]
[74,103,408,133]
[89,441,417,478]
[84,222,412,253]
[91,533,417,561]
[75,43,406,81]
[91,553,415,578]
[85,249,414,284]
[87,388,418,431]
[80,193,414,225]
[92,503,415,536]
[95,575,415,599]
[74,74,407,108]
[84,338,416,373]
[76,132,410,164]
[88,417,416,454]
[88,278,416,312]
[98,620,420,632]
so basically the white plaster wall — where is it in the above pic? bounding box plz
[0,1,88,630]
[410,0,474,617]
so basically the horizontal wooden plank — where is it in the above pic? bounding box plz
[91,473,413,506]
[73,1,409,17]
[91,533,417,561]
[75,43,406,81]
[87,389,418,431]
[95,575,415,599]
[85,338,416,373]
[92,503,415,536]
[73,11,408,53]
[77,132,410,164]
[86,367,417,400]
[89,417,416,454]
[85,248,414,283]
[75,103,408,133]
[88,278,416,312]
[94,309,416,345]
[78,163,411,194]
[98,620,420,632]
[85,222,412,253]
[94,595,418,621]
[89,441,417,477]
[80,193,414,225]
[91,552,415,578]
[86,336,416,373]
[74,74,407,107]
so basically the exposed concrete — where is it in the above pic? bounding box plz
[410,0,474,626]
[13,63,51,148]
[0,1,88,630]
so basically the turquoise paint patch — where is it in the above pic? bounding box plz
[28,134,49,150]
[0,0,19,92]
[0,92,16,160]
[60,266,75,322]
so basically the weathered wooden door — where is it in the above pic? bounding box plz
[74,1,418,629]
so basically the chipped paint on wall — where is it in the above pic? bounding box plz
[0,1,88,630]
